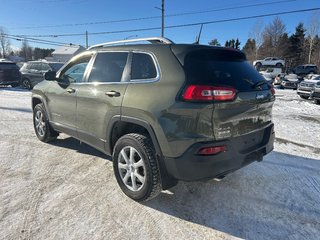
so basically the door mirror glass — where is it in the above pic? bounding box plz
[44,71,57,81]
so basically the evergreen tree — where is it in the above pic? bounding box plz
[208,38,221,46]
[235,38,241,49]
[289,22,306,66]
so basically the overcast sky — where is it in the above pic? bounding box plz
[1,0,319,49]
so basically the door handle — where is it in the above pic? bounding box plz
[105,91,120,97]
[67,88,76,93]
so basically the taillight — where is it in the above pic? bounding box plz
[198,146,227,155]
[183,85,236,102]
[270,85,275,95]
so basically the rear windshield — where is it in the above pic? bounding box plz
[184,50,268,91]
[48,63,64,71]
[0,63,19,70]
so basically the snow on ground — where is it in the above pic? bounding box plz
[0,87,319,240]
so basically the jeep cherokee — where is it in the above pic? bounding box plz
[32,37,275,201]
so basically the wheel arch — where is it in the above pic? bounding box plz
[32,95,44,110]
[106,116,177,189]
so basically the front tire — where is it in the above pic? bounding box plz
[255,62,262,70]
[33,103,58,142]
[113,133,162,202]
[299,95,309,99]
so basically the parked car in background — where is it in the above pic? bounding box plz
[311,81,320,104]
[274,73,286,85]
[292,64,318,76]
[280,74,301,90]
[259,68,282,80]
[253,57,285,69]
[297,75,320,99]
[0,61,21,87]
[20,61,64,90]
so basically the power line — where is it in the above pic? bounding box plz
[4,33,72,45]
[9,0,296,30]
[19,7,320,38]
[3,35,79,47]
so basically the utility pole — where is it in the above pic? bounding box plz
[85,31,88,48]
[155,0,165,37]
[161,0,164,37]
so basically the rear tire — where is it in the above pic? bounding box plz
[33,103,58,142]
[22,78,32,90]
[314,99,320,105]
[275,63,282,68]
[113,133,162,202]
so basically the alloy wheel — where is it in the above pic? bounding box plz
[118,146,146,191]
[34,110,46,137]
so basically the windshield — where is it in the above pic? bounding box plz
[184,49,268,91]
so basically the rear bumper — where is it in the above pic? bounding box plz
[163,124,274,181]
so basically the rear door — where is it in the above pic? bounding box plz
[76,51,129,151]
[183,49,275,140]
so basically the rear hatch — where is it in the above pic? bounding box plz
[173,46,274,140]
[0,62,21,83]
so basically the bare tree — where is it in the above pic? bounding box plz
[250,19,264,59]
[20,39,33,61]
[263,17,286,56]
[0,27,11,58]
[306,12,320,64]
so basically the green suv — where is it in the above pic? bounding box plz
[32,37,275,201]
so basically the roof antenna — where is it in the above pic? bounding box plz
[194,24,203,44]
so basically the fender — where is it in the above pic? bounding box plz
[105,115,162,156]
[106,115,177,189]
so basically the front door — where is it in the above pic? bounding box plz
[76,51,129,152]
[45,54,92,137]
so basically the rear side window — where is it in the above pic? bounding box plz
[30,63,41,71]
[131,53,157,80]
[88,52,128,83]
[184,50,267,91]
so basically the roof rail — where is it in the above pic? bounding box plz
[88,37,174,50]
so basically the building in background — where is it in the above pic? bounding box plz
[48,44,85,63]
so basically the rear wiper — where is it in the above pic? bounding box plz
[252,80,267,89]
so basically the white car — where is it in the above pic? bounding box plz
[259,68,282,79]
[253,57,285,69]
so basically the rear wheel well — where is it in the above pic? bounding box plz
[110,121,150,153]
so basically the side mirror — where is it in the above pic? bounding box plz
[44,71,57,81]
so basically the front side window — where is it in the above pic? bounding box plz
[131,53,157,80]
[88,52,128,83]
[41,63,51,71]
[60,56,91,83]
